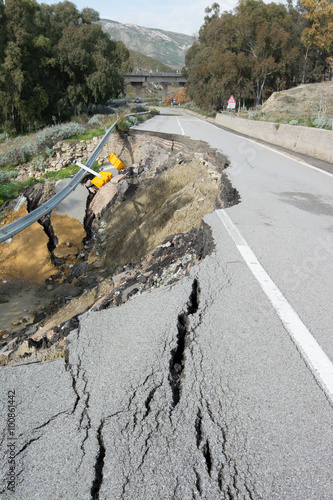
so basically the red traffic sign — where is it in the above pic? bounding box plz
[227,95,236,109]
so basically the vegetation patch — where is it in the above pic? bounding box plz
[185,1,333,111]
[0,123,86,168]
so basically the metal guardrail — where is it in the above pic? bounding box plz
[0,118,119,244]
[0,110,155,244]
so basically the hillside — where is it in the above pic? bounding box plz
[129,50,174,73]
[236,82,333,129]
[260,82,333,127]
[100,19,193,69]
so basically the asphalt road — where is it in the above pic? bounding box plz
[54,166,119,224]
[0,109,332,499]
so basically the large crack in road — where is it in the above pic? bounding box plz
[1,127,332,498]
[51,269,257,500]
[1,207,332,498]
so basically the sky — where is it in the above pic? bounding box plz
[35,0,242,36]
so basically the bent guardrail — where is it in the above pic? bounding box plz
[0,118,119,244]
[0,109,156,244]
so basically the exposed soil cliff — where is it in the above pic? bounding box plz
[0,130,238,366]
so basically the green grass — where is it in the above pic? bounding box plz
[65,127,106,142]
[0,178,42,209]
[65,119,117,142]
[42,164,80,180]
[42,161,100,181]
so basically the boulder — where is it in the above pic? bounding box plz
[89,182,118,219]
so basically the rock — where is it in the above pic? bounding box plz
[24,326,38,336]
[46,330,60,342]
[0,351,13,365]
[71,262,88,278]
[92,261,102,269]
[33,312,47,323]
[137,275,147,284]
[111,174,126,184]
[75,277,93,288]
[122,285,140,302]
[55,339,67,349]
[89,182,118,219]
[112,271,132,287]
[118,180,129,195]
[14,340,35,358]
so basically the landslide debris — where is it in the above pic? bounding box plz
[0,130,236,366]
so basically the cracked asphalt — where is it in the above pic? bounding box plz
[1,210,332,499]
[1,109,333,499]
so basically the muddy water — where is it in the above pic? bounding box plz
[0,205,86,333]
[0,282,50,334]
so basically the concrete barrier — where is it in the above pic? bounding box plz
[215,113,333,163]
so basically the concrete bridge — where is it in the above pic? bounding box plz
[124,72,187,100]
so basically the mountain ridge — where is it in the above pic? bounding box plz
[100,19,194,70]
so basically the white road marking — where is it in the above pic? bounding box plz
[176,116,185,135]
[217,208,333,405]
[205,119,333,177]
[242,136,333,178]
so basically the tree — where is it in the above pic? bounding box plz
[0,0,5,63]
[234,0,299,104]
[300,0,333,79]
[0,0,44,132]
[56,22,129,113]
[0,0,131,132]
[185,0,304,110]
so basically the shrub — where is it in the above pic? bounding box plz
[163,87,190,105]
[127,116,138,125]
[0,122,86,167]
[0,133,9,143]
[45,147,55,157]
[0,170,18,183]
[130,105,149,114]
[116,118,131,132]
[312,117,331,129]
[288,119,299,126]
[30,155,47,172]
[88,115,103,127]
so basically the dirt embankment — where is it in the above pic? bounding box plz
[260,81,333,124]
[0,130,236,366]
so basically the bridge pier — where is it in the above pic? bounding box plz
[131,82,143,100]
[161,83,168,100]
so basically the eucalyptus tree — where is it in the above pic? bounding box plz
[0,0,131,132]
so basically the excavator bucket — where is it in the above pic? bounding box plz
[91,171,112,189]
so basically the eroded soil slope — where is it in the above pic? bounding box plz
[0,130,236,366]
